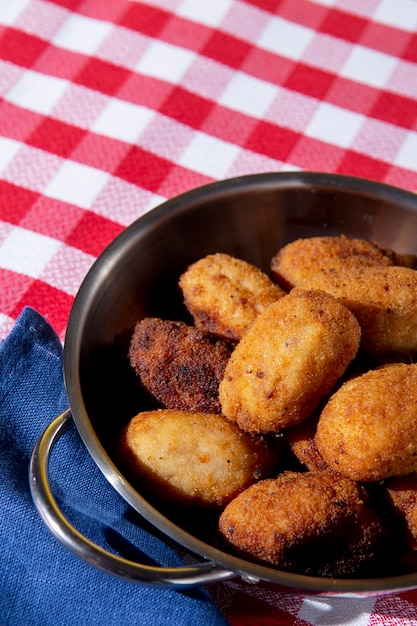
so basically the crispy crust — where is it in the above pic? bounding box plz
[270,235,407,291]
[271,236,417,355]
[219,288,361,434]
[315,363,417,482]
[180,253,285,341]
[218,470,385,576]
[129,318,234,413]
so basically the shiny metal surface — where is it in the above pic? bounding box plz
[29,410,234,587]
[37,172,417,594]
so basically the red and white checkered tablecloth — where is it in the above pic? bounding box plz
[2,0,417,623]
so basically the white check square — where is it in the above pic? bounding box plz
[52,13,112,55]
[0,315,15,342]
[177,0,233,27]
[340,46,397,89]
[305,103,364,148]
[394,133,417,173]
[258,16,314,60]
[0,227,60,278]
[136,41,196,83]
[0,137,21,173]
[4,70,68,115]
[92,99,154,143]
[45,161,109,209]
[179,132,240,178]
[219,72,277,118]
[0,0,31,25]
[374,0,417,31]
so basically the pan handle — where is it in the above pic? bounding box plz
[29,409,236,588]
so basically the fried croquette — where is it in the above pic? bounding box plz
[270,235,407,292]
[284,416,328,471]
[315,363,417,482]
[271,237,417,355]
[218,470,385,576]
[179,252,285,341]
[385,473,417,550]
[219,288,361,434]
[118,409,278,508]
[129,318,234,413]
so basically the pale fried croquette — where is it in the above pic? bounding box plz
[385,473,417,550]
[271,236,417,355]
[218,470,385,576]
[129,318,234,414]
[179,252,285,341]
[315,363,417,482]
[219,288,361,434]
[118,409,278,508]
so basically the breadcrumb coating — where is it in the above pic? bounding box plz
[180,253,285,341]
[118,409,278,508]
[315,363,417,481]
[271,236,417,355]
[219,470,385,576]
[129,318,234,413]
[219,288,361,434]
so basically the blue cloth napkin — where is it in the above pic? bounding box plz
[0,307,229,626]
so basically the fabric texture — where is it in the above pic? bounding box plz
[2,1,417,623]
[0,306,229,626]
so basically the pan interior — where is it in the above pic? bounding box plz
[64,172,417,594]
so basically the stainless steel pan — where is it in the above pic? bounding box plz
[30,172,417,596]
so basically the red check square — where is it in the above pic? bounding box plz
[0,28,47,68]
[115,146,173,192]
[0,182,39,225]
[201,31,251,69]
[319,9,367,43]
[160,87,214,129]
[66,212,123,257]
[371,92,417,129]
[246,122,299,162]
[10,279,73,339]
[75,58,130,96]
[284,64,335,100]
[403,33,417,63]
[119,2,170,37]
[27,118,87,158]
[337,150,390,180]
